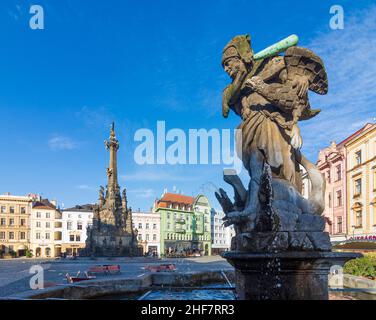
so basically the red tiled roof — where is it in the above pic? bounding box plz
[32,200,56,210]
[338,123,375,146]
[156,193,195,208]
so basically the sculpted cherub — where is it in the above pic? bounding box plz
[216,34,328,231]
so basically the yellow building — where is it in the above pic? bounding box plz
[346,123,376,239]
[0,193,32,257]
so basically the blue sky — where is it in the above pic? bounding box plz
[1,0,375,211]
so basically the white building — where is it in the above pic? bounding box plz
[61,204,94,256]
[211,209,235,254]
[132,211,160,256]
[30,199,62,258]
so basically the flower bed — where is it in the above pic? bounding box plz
[344,253,376,280]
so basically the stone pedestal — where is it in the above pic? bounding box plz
[222,251,361,300]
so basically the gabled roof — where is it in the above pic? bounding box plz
[63,204,95,212]
[339,123,375,146]
[156,193,195,209]
[32,199,56,210]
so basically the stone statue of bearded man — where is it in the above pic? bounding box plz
[216,34,328,238]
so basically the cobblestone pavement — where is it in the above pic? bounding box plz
[0,256,232,298]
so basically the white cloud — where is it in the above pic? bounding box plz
[120,168,198,182]
[75,106,114,128]
[128,188,156,199]
[300,5,376,161]
[75,184,95,191]
[48,135,78,151]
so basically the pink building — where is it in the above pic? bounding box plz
[316,141,347,241]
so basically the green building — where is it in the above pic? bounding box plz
[154,192,212,256]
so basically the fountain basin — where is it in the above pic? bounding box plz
[8,270,234,300]
[223,251,361,300]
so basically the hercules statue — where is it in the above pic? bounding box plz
[215,35,330,250]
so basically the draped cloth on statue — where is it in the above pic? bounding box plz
[237,108,301,189]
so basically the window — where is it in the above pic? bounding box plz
[45,233,50,240]
[9,232,14,240]
[67,221,72,230]
[146,234,150,241]
[36,233,41,240]
[76,235,81,242]
[167,213,170,219]
[355,178,362,196]
[20,207,26,214]
[20,232,26,240]
[337,217,342,234]
[336,190,342,207]
[70,235,75,242]
[20,219,26,226]
[46,212,50,218]
[0,232,5,240]
[153,234,157,241]
[327,170,331,183]
[9,206,14,214]
[138,223,142,229]
[146,223,149,229]
[328,193,332,208]
[336,165,342,181]
[355,150,362,165]
[9,218,14,226]
[153,223,157,230]
[77,222,83,230]
[36,212,41,218]
[167,223,171,230]
[138,234,142,241]
[36,221,41,228]
[0,206,5,213]
[0,218,5,226]
[355,210,362,227]
[46,222,50,228]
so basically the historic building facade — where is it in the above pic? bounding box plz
[30,198,62,258]
[62,204,94,256]
[86,123,138,256]
[302,122,376,244]
[154,192,212,256]
[132,210,161,256]
[345,123,376,240]
[316,141,347,242]
[0,194,32,258]
[210,209,235,254]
